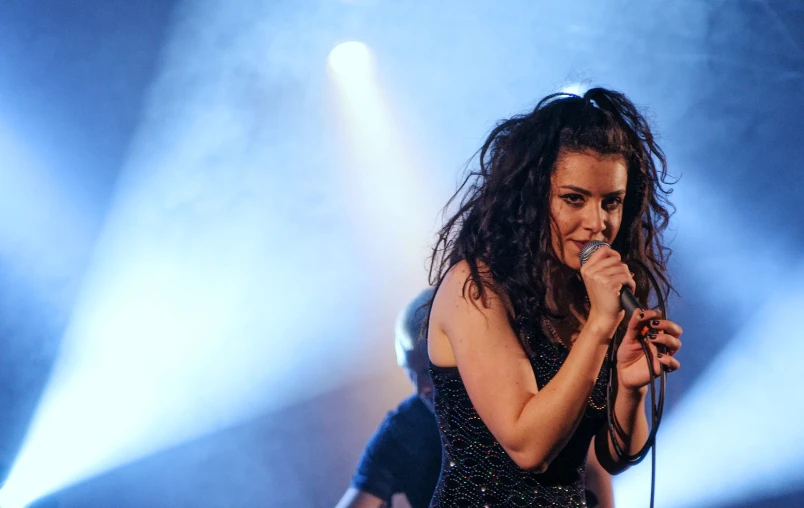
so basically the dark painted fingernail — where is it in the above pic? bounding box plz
[651,320,660,326]
[639,312,645,319]
[647,333,657,340]
[657,353,664,358]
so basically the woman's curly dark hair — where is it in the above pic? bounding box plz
[428,87,675,350]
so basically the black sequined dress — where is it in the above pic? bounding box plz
[429,328,609,507]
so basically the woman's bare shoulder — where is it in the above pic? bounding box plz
[438,259,497,301]
[429,260,514,367]
[434,259,509,330]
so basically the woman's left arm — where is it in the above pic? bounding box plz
[595,309,683,474]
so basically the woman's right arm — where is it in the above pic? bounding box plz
[428,261,617,472]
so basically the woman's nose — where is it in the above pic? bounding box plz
[582,205,605,233]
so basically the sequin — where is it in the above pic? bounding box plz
[429,327,607,507]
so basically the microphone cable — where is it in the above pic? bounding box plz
[605,258,667,508]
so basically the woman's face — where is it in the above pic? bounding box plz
[549,150,628,270]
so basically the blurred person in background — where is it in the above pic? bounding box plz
[335,288,441,508]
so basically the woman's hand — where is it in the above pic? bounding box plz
[617,309,683,391]
[579,246,636,338]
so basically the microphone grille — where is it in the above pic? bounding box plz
[579,240,610,266]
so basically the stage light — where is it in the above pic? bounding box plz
[327,41,373,80]
[0,7,374,508]
[326,39,440,301]
[560,82,589,97]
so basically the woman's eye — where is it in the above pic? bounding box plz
[561,194,584,205]
[604,197,623,210]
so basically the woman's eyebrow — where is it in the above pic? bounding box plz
[559,185,625,197]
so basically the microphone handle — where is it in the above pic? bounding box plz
[620,288,640,320]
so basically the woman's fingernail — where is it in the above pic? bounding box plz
[651,320,660,326]
[647,333,657,340]
[657,353,664,358]
[639,312,645,319]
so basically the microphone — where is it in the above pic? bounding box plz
[579,240,640,319]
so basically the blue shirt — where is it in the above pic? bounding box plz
[351,394,442,508]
